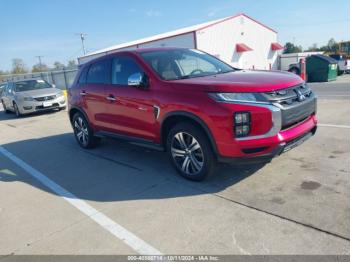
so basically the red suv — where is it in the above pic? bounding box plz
[68,48,317,181]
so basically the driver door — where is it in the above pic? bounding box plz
[104,55,157,140]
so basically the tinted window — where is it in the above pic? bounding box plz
[15,80,51,92]
[86,59,110,84]
[141,49,234,80]
[112,56,143,85]
[78,67,88,84]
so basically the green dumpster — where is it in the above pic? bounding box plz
[306,54,338,82]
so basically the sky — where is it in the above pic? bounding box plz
[1,0,350,71]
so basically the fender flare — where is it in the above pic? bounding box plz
[160,111,218,155]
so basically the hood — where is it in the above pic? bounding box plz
[15,88,61,98]
[169,70,304,93]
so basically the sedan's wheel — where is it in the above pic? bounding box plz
[2,100,10,114]
[72,113,100,149]
[167,123,216,181]
[13,103,21,117]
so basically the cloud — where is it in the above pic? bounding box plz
[128,8,162,17]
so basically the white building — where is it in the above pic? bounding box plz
[78,13,283,70]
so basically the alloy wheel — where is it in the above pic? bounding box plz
[171,132,204,175]
[74,116,89,147]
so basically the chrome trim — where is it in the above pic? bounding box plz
[106,96,116,101]
[234,102,282,141]
[153,105,160,119]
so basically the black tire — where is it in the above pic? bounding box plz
[337,69,344,76]
[13,102,21,117]
[72,112,100,149]
[1,100,10,114]
[166,122,216,181]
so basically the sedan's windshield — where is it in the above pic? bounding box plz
[141,49,234,80]
[15,80,52,92]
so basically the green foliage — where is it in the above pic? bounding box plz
[32,63,49,73]
[11,58,28,74]
[53,61,65,70]
[283,42,303,54]
[66,59,77,69]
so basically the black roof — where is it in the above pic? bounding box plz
[311,54,338,64]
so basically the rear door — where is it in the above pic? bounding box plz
[104,55,157,140]
[82,58,111,130]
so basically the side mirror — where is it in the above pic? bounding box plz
[128,72,148,88]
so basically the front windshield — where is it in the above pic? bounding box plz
[140,49,234,80]
[15,80,52,92]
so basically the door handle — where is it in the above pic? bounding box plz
[106,95,117,102]
[80,91,87,96]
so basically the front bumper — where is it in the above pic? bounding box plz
[218,124,317,164]
[18,96,67,114]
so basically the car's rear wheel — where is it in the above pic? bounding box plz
[72,113,100,149]
[167,122,216,181]
[1,100,10,114]
[13,102,21,117]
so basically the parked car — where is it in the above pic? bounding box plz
[69,48,317,181]
[1,79,66,117]
[329,54,350,75]
[0,83,6,97]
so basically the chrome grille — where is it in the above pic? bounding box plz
[34,95,56,102]
[262,84,316,130]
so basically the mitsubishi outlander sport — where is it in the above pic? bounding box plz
[68,48,317,181]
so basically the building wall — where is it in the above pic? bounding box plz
[78,33,195,64]
[137,33,195,49]
[196,16,280,70]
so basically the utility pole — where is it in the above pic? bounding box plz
[35,55,44,67]
[76,33,87,55]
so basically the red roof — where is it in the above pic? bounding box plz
[236,43,253,53]
[271,42,284,51]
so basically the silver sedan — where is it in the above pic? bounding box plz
[0,79,66,117]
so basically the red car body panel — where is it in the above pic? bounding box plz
[68,48,317,161]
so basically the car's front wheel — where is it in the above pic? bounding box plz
[1,100,10,114]
[167,122,216,181]
[13,102,21,117]
[72,113,100,149]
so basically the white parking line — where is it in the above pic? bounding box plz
[0,146,162,255]
[318,124,350,129]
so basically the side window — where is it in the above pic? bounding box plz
[7,83,13,94]
[112,56,143,85]
[86,59,110,84]
[78,67,88,84]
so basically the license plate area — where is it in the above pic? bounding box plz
[283,132,312,153]
[43,101,53,107]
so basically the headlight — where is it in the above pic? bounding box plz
[23,97,34,101]
[56,91,64,97]
[209,93,258,103]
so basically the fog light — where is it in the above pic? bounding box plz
[234,112,251,137]
[23,106,33,110]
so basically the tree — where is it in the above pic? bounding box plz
[283,42,303,54]
[32,63,49,73]
[327,38,339,53]
[53,61,65,70]
[306,43,319,52]
[11,58,28,74]
[66,59,77,69]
